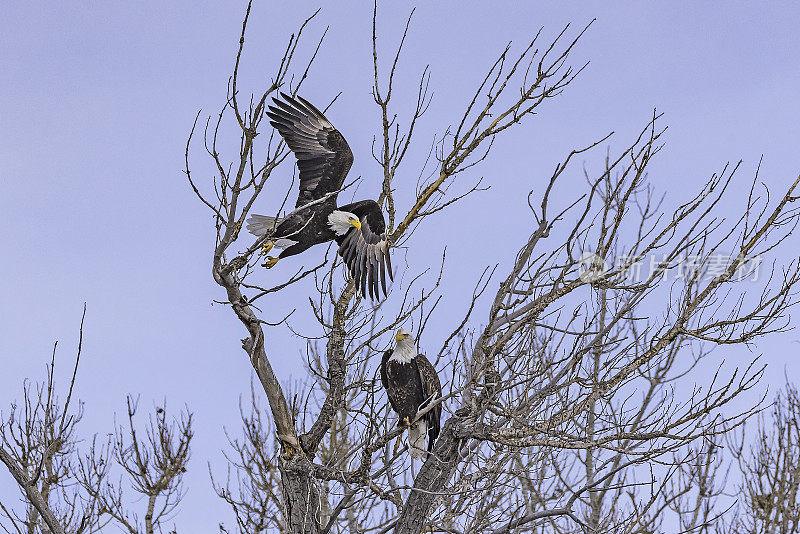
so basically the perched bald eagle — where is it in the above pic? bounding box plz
[246,93,393,300]
[381,328,442,458]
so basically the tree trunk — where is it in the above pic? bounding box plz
[394,417,464,534]
[280,457,322,534]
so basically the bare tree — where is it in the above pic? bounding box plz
[75,396,192,534]
[657,381,800,534]
[182,3,800,534]
[0,321,88,534]
[0,309,193,534]
[726,382,800,533]
[5,4,799,534]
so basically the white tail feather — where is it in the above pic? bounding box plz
[273,238,297,249]
[409,420,427,459]
[246,214,281,236]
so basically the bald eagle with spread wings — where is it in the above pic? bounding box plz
[246,93,393,300]
[381,328,442,458]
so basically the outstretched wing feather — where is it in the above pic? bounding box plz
[385,242,393,282]
[266,92,353,208]
[379,245,388,296]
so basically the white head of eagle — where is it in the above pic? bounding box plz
[391,328,417,364]
[328,210,361,236]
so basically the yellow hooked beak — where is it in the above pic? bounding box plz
[395,330,405,342]
[349,218,362,230]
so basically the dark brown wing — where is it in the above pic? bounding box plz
[267,93,353,208]
[381,350,414,419]
[415,354,442,451]
[336,200,393,300]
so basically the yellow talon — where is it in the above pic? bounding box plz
[403,416,411,428]
[263,256,280,269]
[261,241,274,255]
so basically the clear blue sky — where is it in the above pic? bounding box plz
[2,1,799,530]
